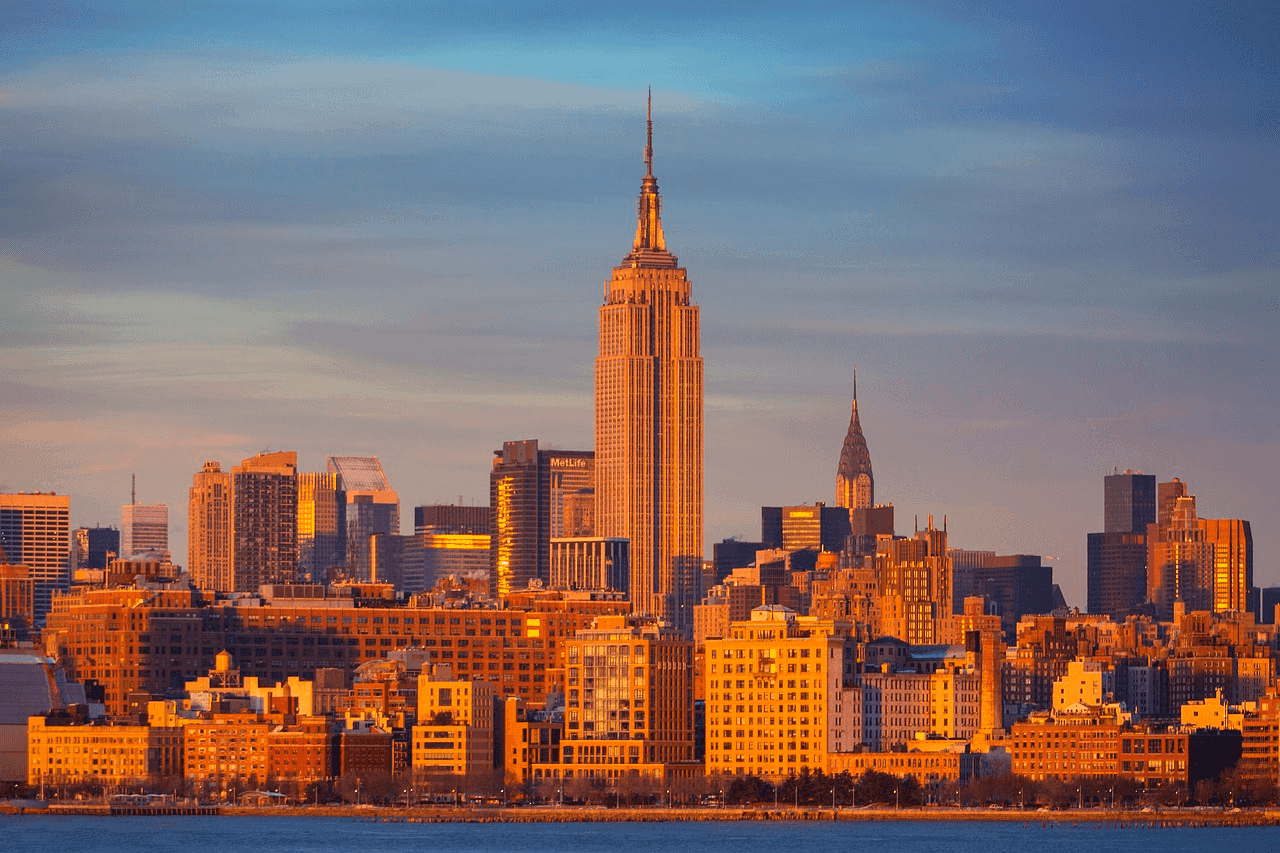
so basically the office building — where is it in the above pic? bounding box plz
[73,526,120,571]
[761,503,851,553]
[0,493,71,623]
[298,472,345,583]
[121,502,168,559]
[1088,470,1156,618]
[1104,470,1157,534]
[489,439,594,598]
[548,537,629,592]
[414,504,490,535]
[1088,531,1148,619]
[595,99,703,631]
[188,461,233,591]
[233,451,299,591]
[328,456,398,582]
[417,533,490,593]
[835,372,874,512]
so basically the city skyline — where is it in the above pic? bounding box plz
[2,3,1277,609]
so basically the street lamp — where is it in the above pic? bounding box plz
[895,787,900,810]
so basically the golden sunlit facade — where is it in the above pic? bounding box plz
[704,607,856,778]
[595,99,702,631]
[188,461,232,591]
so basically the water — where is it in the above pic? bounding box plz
[1,815,1275,853]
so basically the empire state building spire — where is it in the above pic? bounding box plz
[596,94,703,633]
[836,369,874,510]
[624,88,676,268]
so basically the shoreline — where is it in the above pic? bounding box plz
[5,802,1280,827]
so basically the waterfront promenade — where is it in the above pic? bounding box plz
[5,801,1279,827]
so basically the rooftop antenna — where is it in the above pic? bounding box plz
[645,85,653,177]
[131,473,136,506]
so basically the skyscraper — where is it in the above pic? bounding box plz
[0,492,71,623]
[594,97,703,631]
[328,455,398,582]
[189,461,233,591]
[489,439,593,598]
[121,502,169,559]
[73,526,120,571]
[232,451,298,591]
[835,371,874,512]
[298,471,345,583]
[1145,482,1252,620]
[1088,469,1156,618]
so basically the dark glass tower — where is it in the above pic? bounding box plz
[1088,469,1155,617]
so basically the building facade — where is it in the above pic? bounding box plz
[189,461,233,591]
[594,101,703,632]
[549,537,629,593]
[489,439,594,599]
[563,615,694,779]
[233,451,299,591]
[121,503,168,559]
[298,472,345,584]
[0,492,71,623]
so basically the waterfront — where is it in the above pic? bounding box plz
[3,814,1280,853]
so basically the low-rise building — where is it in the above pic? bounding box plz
[29,711,182,785]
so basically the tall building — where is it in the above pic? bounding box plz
[835,371,874,512]
[1146,481,1253,619]
[298,472,345,583]
[328,456,398,582]
[876,519,952,645]
[232,451,299,591]
[1104,470,1157,534]
[73,526,119,570]
[595,98,703,631]
[761,503,851,553]
[121,502,168,559]
[489,439,594,598]
[1087,531,1148,618]
[0,493,71,623]
[548,537,629,592]
[188,461,233,591]
[1089,470,1157,618]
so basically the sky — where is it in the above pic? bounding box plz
[2,2,1277,608]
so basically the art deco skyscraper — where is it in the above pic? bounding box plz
[835,371,874,512]
[595,97,703,630]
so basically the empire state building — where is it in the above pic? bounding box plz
[595,98,703,631]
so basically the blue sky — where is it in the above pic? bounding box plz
[3,2,1277,606]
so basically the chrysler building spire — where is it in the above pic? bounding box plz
[836,367,874,510]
